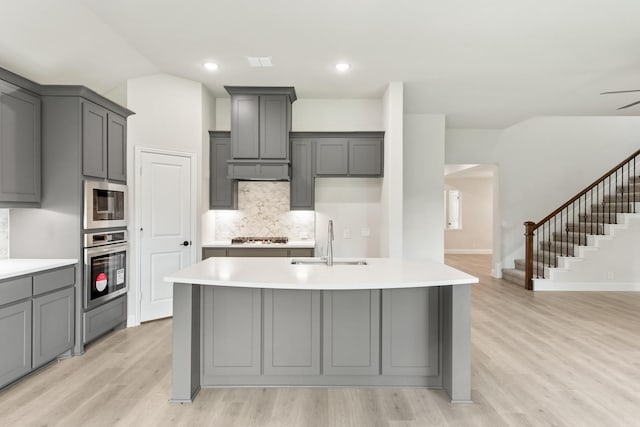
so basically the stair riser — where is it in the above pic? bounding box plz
[514,259,548,274]
[551,232,587,245]
[605,193,640,202]
[591,204,637,213]
[539,242,575,256]
[579,214,618,224]
[565,223,604,234]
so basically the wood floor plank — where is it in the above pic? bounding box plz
[1,254,639,426]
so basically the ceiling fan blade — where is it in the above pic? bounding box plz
[617,99,640,110]
[601,89,640,95]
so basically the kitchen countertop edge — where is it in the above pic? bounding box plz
[0,259,79,281]
[202,240,316,249]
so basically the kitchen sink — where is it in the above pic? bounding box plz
[291,258,368,266]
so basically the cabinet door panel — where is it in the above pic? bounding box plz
[82,101,108,178]
[315,139,348,175]
[0,301,31,388]
[0,81,41,203]
[202,286,261,376]
[263,289,320,375]
[32,287,74,368]
[107,113,127,182]
[260,95,288,159]
[323,290,380,375]
[231,95,259,159]
[381,288,439,376]
[210,134,237,209]
[349,138,382,176]
[290,139,314,209]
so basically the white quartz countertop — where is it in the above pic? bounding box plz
[0,259,78,281]
[165,257,478,290]
[202,240,315,249]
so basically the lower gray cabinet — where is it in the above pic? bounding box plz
[0,300,32,388]
[323,290,380,375]
[202,247,314,259]
[32,287,74,369]
[381,288,440,376]
[202,286,261,376]
[263,289,320,375]
[83,295,126,344]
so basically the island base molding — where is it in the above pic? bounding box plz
[171,283,472,404]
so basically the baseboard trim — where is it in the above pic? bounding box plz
[444,249,493,255]
[534,281,640,291]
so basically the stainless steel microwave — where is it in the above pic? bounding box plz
[84,180,128,230]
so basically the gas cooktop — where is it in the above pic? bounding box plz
[231,236,289,244]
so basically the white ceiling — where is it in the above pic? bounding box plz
[1,0,640,128]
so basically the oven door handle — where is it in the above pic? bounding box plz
[85,242,128,257]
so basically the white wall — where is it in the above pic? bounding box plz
[126,73,214,326]
[0,209,8,259]
[381,82,404,257]
[403,114,446,261]
[446,116,640,272]
[444,177,493,253]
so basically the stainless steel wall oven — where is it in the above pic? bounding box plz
[83,231,128,310]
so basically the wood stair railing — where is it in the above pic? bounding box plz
[524,148,640,290]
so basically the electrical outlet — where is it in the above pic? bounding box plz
[299,231,309,240]
[607,271,614,280]
[343,229,351,239]
[361,227,370,237]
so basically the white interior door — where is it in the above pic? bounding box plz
[140,150,193,322]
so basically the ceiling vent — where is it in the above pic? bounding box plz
[247,56,273,67]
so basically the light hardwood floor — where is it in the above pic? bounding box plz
[1,254,639,426]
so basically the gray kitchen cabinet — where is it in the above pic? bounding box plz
[82,100,129,182]
[0,300,32,388]
[0,79,41,205]
[381,288,439,376]
[290,138,315,210]
[225,87,296,180]
[32,286,74,369]
[315,138,349,176]
[107,113,127,182]
[202,286,261,377]
[83,295,126,344]
[209,131,237,209]
[263,289,321,375]
[230,95,260,159]
[202,247,314,259]
[291,132,384,178]
[323,290,380,376]
[82,101,108,179]
[259,95,289,159]
[349,138,383,176]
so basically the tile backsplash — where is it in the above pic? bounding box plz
[0,209,8,259]
[206,182,315,241]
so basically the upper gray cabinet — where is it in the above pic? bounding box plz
[290,138,315,210]
[290,132,385,178]
[225,86,296,180]
[209,131,237,210]
[0,79,41,206]
[82,100,127,182]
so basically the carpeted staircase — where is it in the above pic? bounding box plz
[501,178,640,287]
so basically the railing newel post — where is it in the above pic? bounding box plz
[524,221,536,291]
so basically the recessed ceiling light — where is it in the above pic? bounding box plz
[335,63,350,72]
[204,62,219,71]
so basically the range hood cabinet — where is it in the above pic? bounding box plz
[225,86,296,181]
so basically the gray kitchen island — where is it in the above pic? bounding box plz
[165,257,478,404]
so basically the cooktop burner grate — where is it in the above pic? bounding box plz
[231,236,289,244]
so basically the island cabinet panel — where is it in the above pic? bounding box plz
[0,80,41,205]
[0,300,32,388]
[202,287,261,377]
[381,288,440,376]
[263,289,321,375]
[32,287,74,369]
[323,290,380,376]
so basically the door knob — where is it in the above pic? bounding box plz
[180,240,190,246]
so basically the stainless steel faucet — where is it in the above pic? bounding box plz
[326,220,334,266]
